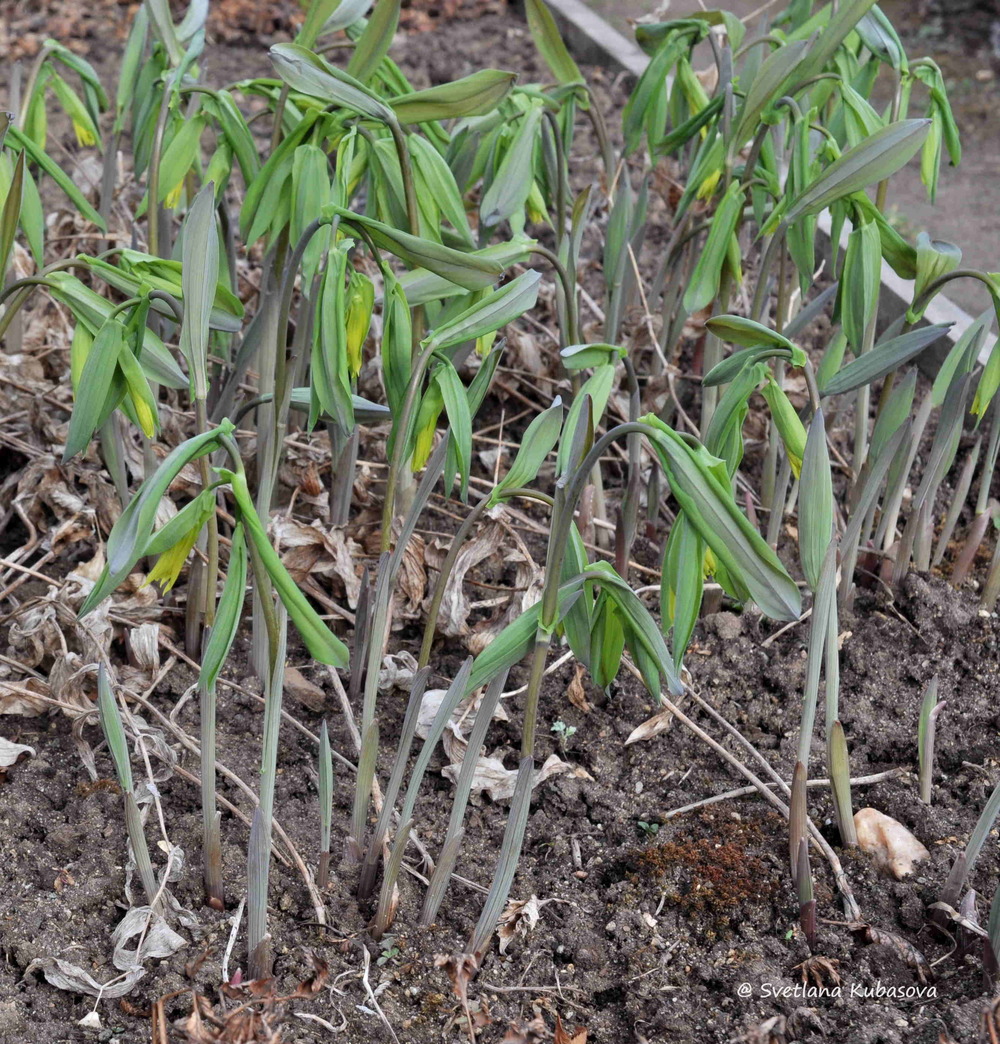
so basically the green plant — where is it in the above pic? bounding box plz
[96,664,160,911]
[5,0,1000,1004]
[550,720,576,751]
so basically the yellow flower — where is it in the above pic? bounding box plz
[144,527,200,593]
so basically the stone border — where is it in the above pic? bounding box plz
[532,0,986,362]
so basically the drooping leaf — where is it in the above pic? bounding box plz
[524,0,583,87]
[227,469,349,667]
[390,70,517,123]
[64,318,128,461]
[822,323,952,396]
[270,43,393,122]
[425,270,540,352]
[784,120,931,224]
[642,416,801,621]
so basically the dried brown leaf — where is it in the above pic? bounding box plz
[625,709,675,746]
[497,895,553,954]
[272,517,362,607]
[566,664,592,714]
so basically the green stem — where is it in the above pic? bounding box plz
[750,226,787,323]
[388,118,421,239]
[521,422,650,759]
[531,244,579,346]
[148,84,173,258]
[380,338,438,552]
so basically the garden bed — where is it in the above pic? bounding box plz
[2,6,1000,1044]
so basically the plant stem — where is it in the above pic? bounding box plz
[380,339,438,552]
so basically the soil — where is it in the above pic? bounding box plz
[2,6,1000,1044]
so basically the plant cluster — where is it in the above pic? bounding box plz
[3,0,1000,1006]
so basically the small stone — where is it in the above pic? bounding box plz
[605,921,617,932]
[854,808,929,879]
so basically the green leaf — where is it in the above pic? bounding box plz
[80,423,234,615]
[784,120,931,224]
[589,591,625,689]
[46,272,188,389]
[791,0,878,83]
[381,270,412,416]
[839,213,881,351]
[50,73,102,149]
[703,344,801,387]
[345,0,400,84]
[179,183,219,402]
[584,561,684,696]
[292,144,332,279]
[408,135,474,247]
[228,468,349,666]
[7,125,105,230]
[524,0,583,87]
[557,365,615,474]
[155,115,206,205]
[270,43,393,121]
[297,0,345,48]
[115,332,160,438]
[0,149,25,277]
[683,180,745,314]
[730,39,809,156]
[311,244,354,435]
[760,373,807,477]
[642,417,801,621]
[200,524,248,692]
[241,109,319,242]
[822,323,952,396]
[559,342,627,371]
[396,236,535,305]
[908,232,961,323]
[97,664,133,792]
[324,0,374,33]
[623,32,688,155]
[435,361,473,500]
[479,104,543,231]
[465,581,585,693]
[330,205,504,290]
[64,317,127,461]
[705,314,798,351]
[207,90,262,184]
[798,411,834,592]
[425,270,540,352]
[871,368,916,460]
[390,70,517,123]
[115,6,149,129]
[932,308,990,407]
[856,5,907,71]
[704,361,765,474]
[660,513,704,670]
[489,396,563,506]
[973,336,1000,419]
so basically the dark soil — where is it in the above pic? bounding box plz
[2,7,1000,1044]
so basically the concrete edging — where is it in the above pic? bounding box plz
[536,0,984,360]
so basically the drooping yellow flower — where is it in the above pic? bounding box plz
[144,526,200,593]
